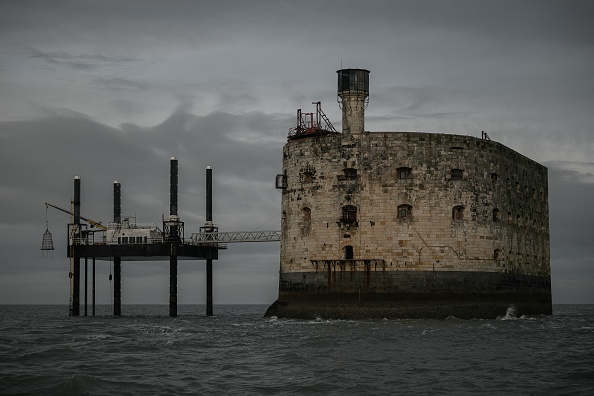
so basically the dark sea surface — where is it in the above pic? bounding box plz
[1,304,593,395]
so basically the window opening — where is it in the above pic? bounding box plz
[343,168,357,180]
[397,167,412,180]
[491,173,498,183]
[398,204,413,219]
[344,245,354,260]
[302,172,313,183]
[341,205,357,223]
[451,169,464,181]
[302,207,311,221]
[452,206,464,220]
[493,208,500,222]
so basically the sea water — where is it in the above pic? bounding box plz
[1,304,593,395]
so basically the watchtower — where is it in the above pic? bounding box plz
[337,69,370,134]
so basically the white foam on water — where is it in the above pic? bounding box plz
[498,305,517,320]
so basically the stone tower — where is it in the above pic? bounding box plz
[266,69,552,319]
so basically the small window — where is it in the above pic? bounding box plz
[508,212,512,224]
[344,168,357,180]
[491,173,498,183]
[451,169,464,181]
[515,181,520,192]
[494,249,501,260]
[397,167,412,180]
[275,174,287,189]
[397,204,413,219]
[452,206,464,220]
[493,208,500,222]
[341,205,357,223]
[302,207,311,221]
[302,172,313,183]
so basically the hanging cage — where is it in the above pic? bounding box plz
[41,228,55,256]
[41,205,55,256]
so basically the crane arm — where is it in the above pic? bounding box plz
[45,203,108,231]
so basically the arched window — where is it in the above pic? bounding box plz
[397,167,412,180]
[452,206,464,220]
[341,205,357,223]
[397,204,413,219]
[302,207,311,221]
[493,208,500,222]
[451,169,464,181]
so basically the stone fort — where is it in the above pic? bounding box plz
[265,69,552,319]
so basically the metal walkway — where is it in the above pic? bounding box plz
[190,230,281,245]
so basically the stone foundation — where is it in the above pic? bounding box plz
[265,270,552,319]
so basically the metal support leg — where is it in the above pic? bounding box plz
[84,257,88,316]
[170,253,178,317]
[207,258,213,316]
[92,257,96,316]
[114,257,121,316]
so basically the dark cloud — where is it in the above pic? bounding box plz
[28,48,140,71]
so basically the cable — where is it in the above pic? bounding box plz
[252,211,281,231]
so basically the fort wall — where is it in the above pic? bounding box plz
[267,131,552,319]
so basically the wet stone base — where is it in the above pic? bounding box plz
[265,294,551,320]
[265,270,552,320]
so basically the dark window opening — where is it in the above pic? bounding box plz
[302,207,311,221]
[508,212,512,224]
[398,204,413,219]
[302,172,313,183]
[493,208,500,222]
[491,173,498,183]
[494,249,501,260]
[452,206,464,220]
[451,169,464,181]
[397,167,412,180]
[341,205,357,223]
[343,168,357,180]
[344,245,354,260]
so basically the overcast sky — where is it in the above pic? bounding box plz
[1,0,593,308]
